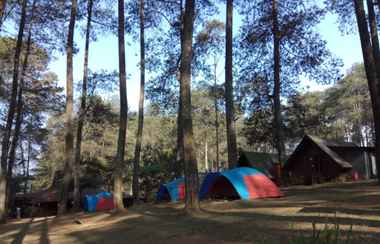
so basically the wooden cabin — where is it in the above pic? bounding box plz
[284,135,376,185]
[13,188,61,218]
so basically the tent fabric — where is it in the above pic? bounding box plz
[156,178,185,202]
[84,195,98,212]
[84,192,114,212]
[157,168,282,202]
[97,191,112,198]
[156,185,169,201]
[205,167,282,200]
[199,172,221,200]
[96,196,114,211]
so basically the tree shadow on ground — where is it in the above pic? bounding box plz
[65,205,380,244]
[67,209,283,243]
[299,206,380,216]
[10,218,34,244]
[39,217,50,244]
[5,181,380,243]
[4,217,51,244]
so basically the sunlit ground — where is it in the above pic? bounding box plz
[1,180,380,243]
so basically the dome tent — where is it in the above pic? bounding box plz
[199,172,221,200]
[84,192,115,212]
[156,178,185,202]
[157,167,282,202]
[200,167,282,200]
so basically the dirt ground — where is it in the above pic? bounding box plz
[2,180,380,244]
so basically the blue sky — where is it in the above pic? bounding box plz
[48,9,363,112]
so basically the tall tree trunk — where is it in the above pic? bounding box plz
[132,0,145,201]
[73,0,93,211]
[176,96,184,177]
[353,0,380,183]
[181,0,199,212]
[7,0,36,195]
[0,0,27,223]
[25,118,32,193]
[204,136,208,171]
[213,60,220,170]
[225,0,238,169]
[59,0,77,215]
[0,0,7,29]
[176,0,184,178]
[367,0,380,72]
[6,8,34,209]
[114,0,128,211]
[20,143,27,194]
[6,58,25,207]
[272,0,285,165]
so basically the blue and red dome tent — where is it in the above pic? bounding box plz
[200,167,282,200]
[156,178,185,202]
[84,192,115,212]
[157,167,282,202]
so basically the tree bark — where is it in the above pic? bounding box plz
[7,0,36,197]
[176,95,184,177]
[25,142,30,193]
[19,143,26,194]
[58,0,77,215]
[204,137,208,171]
[0,0,7,29]
[6,7,35,209]
[225,0,238,169]
[176,0,184,178]
[367,0,380,73]
[132,0,145,202]
[73,0,93,211]
[0,0,27,223]
[353,0,380,183]
[181,0,199,212]
[272,0,285,165]
[114,0,128,211]
[213,60,220,170]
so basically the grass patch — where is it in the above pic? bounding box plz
[289,221,354,244]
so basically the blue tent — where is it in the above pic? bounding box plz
[199,172,221,200]
[156,178,185,202]
[84,191,113,212]
[84,195,98,212]
[199,167,282,200]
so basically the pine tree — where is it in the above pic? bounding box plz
[181,0,199,212]
[73,0,93,211]
[58,0,78,215]
[0,0,28,223]
[114,0,128,211]
[6,0,37,211]
[224,0,238,169]
[236,0,341,162]
[132,0,145,201]
[352,0,380,182]
[0,0,7,28]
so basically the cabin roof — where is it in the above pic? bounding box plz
[285,135,354,171]
[306,135,353,169]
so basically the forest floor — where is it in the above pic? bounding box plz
[1,180,380,243]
